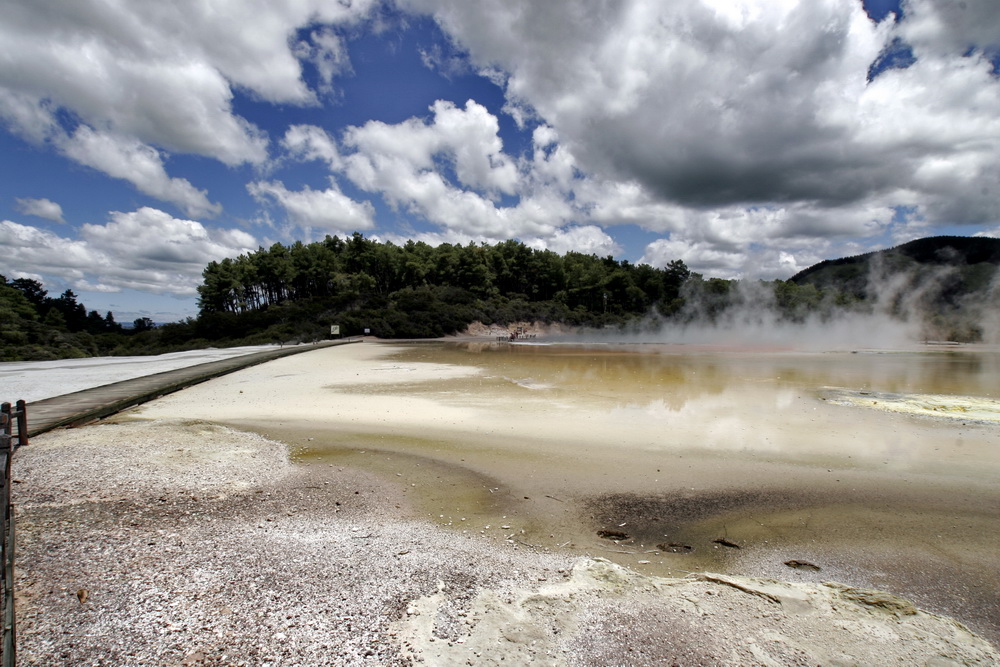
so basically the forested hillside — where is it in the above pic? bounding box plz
[789,236,1000,341]
[790,236,1000,295]
[0,277,128,360]
[192,234,692,341]
[4,234,998,362]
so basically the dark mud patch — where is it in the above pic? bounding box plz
[712,537,742,549]
[785,559,821,571]
[585,488,815,548]
[596,529,629,541]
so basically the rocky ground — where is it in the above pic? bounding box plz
[12,419,1000,666]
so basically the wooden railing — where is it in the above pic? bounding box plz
[0,401,27,667]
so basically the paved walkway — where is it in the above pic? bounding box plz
[15,339,360,438]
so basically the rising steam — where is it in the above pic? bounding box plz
[552,256,999,351]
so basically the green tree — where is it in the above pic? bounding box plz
[132,317,155,332]
[10,278,48,309]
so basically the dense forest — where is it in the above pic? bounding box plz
[2,234,998,361]
[193,234,693,341]
[0,277,139,360]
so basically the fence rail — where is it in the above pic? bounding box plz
[0,400,27,667]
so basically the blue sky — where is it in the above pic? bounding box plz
[2,0,999,323]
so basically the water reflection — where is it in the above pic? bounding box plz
[378,343,1000,467]
[420,342,1000,404]
[284,341,1000,643]
[286,340,1000,641]
[300,341,1000,519]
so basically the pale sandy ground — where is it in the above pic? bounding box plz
[12,342,1000,666]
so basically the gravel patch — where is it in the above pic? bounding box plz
[13,420,573,666]
[12,420,999,666]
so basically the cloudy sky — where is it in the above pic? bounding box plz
[2,0,999,323]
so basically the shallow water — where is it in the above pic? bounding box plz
[270,340,1000,642]
[305,341,1000,475]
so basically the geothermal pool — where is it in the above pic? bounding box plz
[135,340,1000,643]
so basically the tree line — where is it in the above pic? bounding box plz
[192,234,693,341]
[5,234,993,361]
[0,276,132,360]
[189,233,997,344]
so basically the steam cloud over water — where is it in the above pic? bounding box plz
[605,307,921,351]
[556,259,1000,350]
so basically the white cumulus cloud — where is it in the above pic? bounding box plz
[62,127,222,219]
[248,179,376,236]
[524,225,620,257]
[0,0,377,219]
[0,0,376,162]
[400,0,1000,275]
[281,125,343,170]
[0,208,257,295]
[340,99,576,239]
[15,197,65,224]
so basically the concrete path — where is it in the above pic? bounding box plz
[13,340,360,438]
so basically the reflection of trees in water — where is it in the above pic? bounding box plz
[390,343,1000,414]
[424,343,734,411]
[772,351,997,397]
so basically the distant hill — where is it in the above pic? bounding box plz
[788,236,1000,341]
[790,236,1000,291]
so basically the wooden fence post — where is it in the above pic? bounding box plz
[0,401,21,667]
[13,402,26,449]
